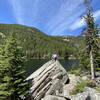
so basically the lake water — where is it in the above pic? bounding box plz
[24,59,80,78]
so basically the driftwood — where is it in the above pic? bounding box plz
[26,60,69,100]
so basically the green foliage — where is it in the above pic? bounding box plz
[0,33,29,99]
[93,49,100,71]
[0,24,85,59]
[69,68,82,76]
[79,44,100,72]
[80,6,100,75]
[70,79,90,95]
[72,64,77,70]
[68,64,82,76]
[79,52,90,70]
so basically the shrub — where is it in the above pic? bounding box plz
[68,68,82,76]
[70,79,90,95]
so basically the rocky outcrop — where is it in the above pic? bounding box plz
[95,77,100,87]
[63,74,80,98]
[42,95,69,100]
[84,87,100,100]
[70,87,100,100]
[26,60,69,100]
[26,60,100,100]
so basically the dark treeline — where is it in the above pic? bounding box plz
[0,24,84,59]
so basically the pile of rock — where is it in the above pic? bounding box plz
[26,60,100,100]
[70,87,100,100]
[95,73,100,87]
[63,74,80,98]
[26,60,69,100]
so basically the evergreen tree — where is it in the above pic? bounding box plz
[80,0,100,79]
[79,51,90,70]
[0,33,29,100]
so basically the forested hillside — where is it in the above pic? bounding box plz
[0,24,84,59]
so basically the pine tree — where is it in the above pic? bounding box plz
[0,44,12,99]
[0,33,29,100]
[80,0,100,79]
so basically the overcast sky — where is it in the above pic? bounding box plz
[0,0,100,36]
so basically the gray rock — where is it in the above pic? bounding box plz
[95,72,100,77]
[84,87,100,100]
[70,92,89,100]
[82,76,88,80]
[26,60,69,100]
[42,95,68,100]
[84,87,97,93]
[70,87,100,100]
[46,79,63,95]
[96,77,100,87]
[63,74,80,98]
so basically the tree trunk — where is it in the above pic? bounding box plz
[90,47,95,79]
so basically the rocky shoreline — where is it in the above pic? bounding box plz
[26,60,100,100]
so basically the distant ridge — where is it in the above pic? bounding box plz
[0,23,84,59]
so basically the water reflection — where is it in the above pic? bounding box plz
[24,59,80,78]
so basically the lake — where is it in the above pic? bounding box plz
[24,59,80,78]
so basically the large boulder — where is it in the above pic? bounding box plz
[42,95,69,100]
[70,92,89,100]
[84,87,100,100]
[26,60,69,100]
[70,87,100,100]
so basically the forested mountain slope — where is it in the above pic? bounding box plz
[0,23,84,59]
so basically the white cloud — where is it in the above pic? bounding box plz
[8,0,24,24]
[8,0,85,35]
[70,18,85,30]
[46,0,85,35]
[7,0,100,35]
[8,0,40,25]
[94,10,100,21]
[70,10,100,30]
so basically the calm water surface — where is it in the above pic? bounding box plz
[24,59,80,78]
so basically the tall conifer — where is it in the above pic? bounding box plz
[0,33,29,100]
[80,0,100,79]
